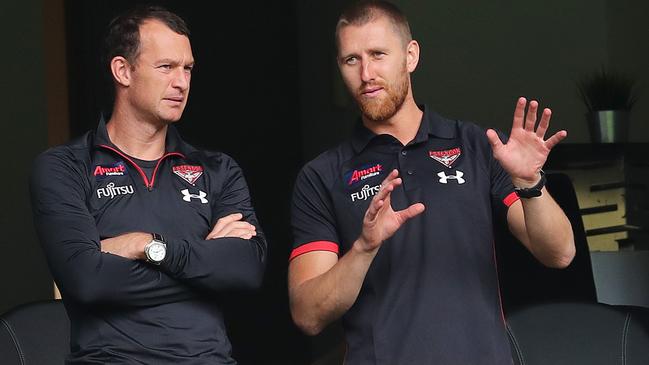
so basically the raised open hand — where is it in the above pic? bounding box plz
[357,169,425,252]
[486,97,567,186]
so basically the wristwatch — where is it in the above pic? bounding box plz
[144,233,167,265]
[514,170,546,199]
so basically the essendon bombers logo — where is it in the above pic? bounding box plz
[173,165,203,185]
[429,147,461,168]
[344,163,383,186]
[94,162,127,178]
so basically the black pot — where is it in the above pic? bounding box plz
[587,110,629,143]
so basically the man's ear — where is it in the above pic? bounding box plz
[110,56,132,87]
[406,40,420,73]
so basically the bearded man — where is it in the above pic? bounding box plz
[287,1,575,364]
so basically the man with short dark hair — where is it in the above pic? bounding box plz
[30,6,266,364]
[288,1,575,364]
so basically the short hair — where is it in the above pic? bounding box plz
[102,5,190,71]
[335,0,412,49]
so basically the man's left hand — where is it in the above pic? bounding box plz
[101,232,152,260]
[486,97,567,187]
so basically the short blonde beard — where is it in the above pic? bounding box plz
[356,61,410,122]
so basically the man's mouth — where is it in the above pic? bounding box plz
[164,96,184,103]
[361,86,383,97]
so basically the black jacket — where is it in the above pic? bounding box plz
[30,118,266,364]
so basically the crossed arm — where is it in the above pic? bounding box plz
[100,210,265,292]
[101,212,257,260]
[30,165,194,307]
[30,153,266,307]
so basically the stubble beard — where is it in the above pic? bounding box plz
[355,66,410,122]
[157,97,188,124]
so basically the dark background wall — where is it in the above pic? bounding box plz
[0,0,53,318]
[296,0,649,160]
[1,0,649,364]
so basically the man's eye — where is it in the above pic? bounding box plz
[345,57,358,65]
[159,64,171,70]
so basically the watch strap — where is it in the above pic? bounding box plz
[152,232,165,243]
[514,170,546,199]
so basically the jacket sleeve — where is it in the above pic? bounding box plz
[30,150,196,307]
[159,156,267,291]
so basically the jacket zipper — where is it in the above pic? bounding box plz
[99,144,184,191]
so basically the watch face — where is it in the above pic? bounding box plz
[148,242,166,262]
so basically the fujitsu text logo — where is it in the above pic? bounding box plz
[437,170,465,184]
[94,162,126,177]
[96,182,135,199]
[350,184,381,202]
[181,189,208,204]
[345,163,383,186]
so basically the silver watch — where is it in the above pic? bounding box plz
[144,233,167,265]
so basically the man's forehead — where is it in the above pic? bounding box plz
[138,19,193,59]
[139,20,190,46]
[338,17,402,51]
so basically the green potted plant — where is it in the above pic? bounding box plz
[577,67,638,143]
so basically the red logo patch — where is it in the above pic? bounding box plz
[173,165,204,185]
[429,148,461,168]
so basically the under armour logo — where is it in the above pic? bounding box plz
[437,170,465,184]
[181,189,208,203]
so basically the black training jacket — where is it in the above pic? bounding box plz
[30,118,266,364]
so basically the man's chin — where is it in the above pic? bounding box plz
[159,110,185,124]
[359,102,396,122]
[156,116,181,125]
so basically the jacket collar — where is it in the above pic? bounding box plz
[92,116,196,156]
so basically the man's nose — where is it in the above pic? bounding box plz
[360,59,375,83]
[172,68,190,90]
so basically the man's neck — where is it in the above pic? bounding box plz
[362,97,423,146]
[106,107,167,161]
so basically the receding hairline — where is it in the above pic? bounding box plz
[335,4,412,50]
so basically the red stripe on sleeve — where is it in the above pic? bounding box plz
[503,192,520,207]
[289,241,339,261]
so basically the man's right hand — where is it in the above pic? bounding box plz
[205,213,257,240]
[356,169,425,253]
[288,169,425,335]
